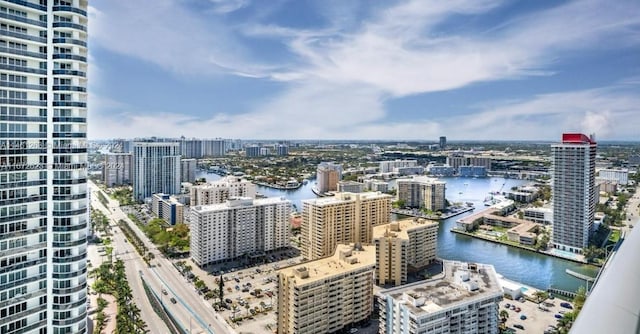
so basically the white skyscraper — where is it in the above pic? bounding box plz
[551,133,597,253]
[1,1,89,332]
[133,142,181,201]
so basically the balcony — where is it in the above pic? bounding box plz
[53,85,87,92]
[0,194,46,206]
[53,53,87,62]
[52,238,87,248]
[0,11,46,27]
[4,0,46,12]
[0,98,47,106]
[52,21,87,32]
[52,37,87,47]
[52,6,88,17]
[53,193,87,201]
[51,266,87,280]
[53,281,87,295]
[53,208,87,216]
[0,46,46,59]
[0,257,46,274]
[51,296,87,310]
[52,310,88,327]
[0,80,46,91]
[52,251,87,263]
[53,223,88,233]
[52,69,86,77]
[52,132,87,138]
[53,101,86,108]
[0,29,46,43]
[0,226,46,241]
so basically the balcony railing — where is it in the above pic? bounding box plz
[52,21,87,32]
[53,6,88,17]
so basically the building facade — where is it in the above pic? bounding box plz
[102,153,132,187]
[379,159,418,174]
[277,244,376,334]
[190,197,291,266]
[276,144,288,156]
[301,192,392,260]
[337,180,365,193]
[180,158,197,183]
[190,176,256,206]
[551,133,597,253]
[397,177,446,211]
[378,261,503,334]
[316,162,342,193]
[598,168,628,185]
[0,1,90,332]
[151,193,184,225]
[373,219,439,286]
[132,142,181,201]
[202,138,226,157]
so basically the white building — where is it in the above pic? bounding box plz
[180,158,197,183]
[190,176,256,205]
[102,153,132,186]
[202,138,226,157]
[380,159,418,173]
[337,180,365,193]
[133,142,181,201]
[551,133,597,253]
[378,261,503,334]
[523,207,553,225]
[0,1,89,332]
[190,197,292,266]
[151,193,185,225]
[598,168,628,185]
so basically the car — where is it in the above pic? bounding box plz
[555,314,563,319]
[225,298,232,304]
[505,303,511,308]
[349,329,358,334]
[170,297,177,304]
[234,277,240,283]
[162,289,168,295]
[514,324,524,330]
[515,307,521,312]
[560,302,573,309]
[520,315,527,320]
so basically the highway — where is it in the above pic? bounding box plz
[89,181,234,334]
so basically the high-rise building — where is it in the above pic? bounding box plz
[132,142,181,201]
[190,197,291,266]
[180,158,197,183]
[378,261,503,334]
[190,176,256,205]
[0,1,89,332]
[245,145,260,157]
[373,219,439,286]
[551,133,597,253]
[396,177,446,211]
[202,138,226,157]
[439,136,447,150]
[277,244,376,334]
[446,154,492,172]
[179,138,202,158]
[276,144,288,156]
[316,162,342,193]
[301,192,392,260]
[102,153,132,187]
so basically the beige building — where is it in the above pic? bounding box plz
[397,177,446,211]
[316,162,342,193]
[277,244,376,334]
[102,153,132,187]
[373,219,439,286]
[301,192,392,260]
[190,176,256,205]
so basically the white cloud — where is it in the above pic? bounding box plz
[88,0,640,140]
[208,0,250,14]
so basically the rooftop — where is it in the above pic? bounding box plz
[278,244,376,285]
[192,196,289,212]
[397,176,446,185]
[373,218,438,240]
[379,261,502,314]
[302,191,391,206]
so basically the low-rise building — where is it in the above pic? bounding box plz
[277,244,376,334]
[151,193,184,225]
[598,168,629,185]
[523,207,553,225]
[380,159,418,173]
[459,165,487,177]
[506,185,539,203]
[373,219,439,286]
[427,165,456,177]
[337,180,366,193]
[377,261,503,334]
[596,178,618,194]
[394,166,425,176]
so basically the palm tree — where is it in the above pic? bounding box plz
[499,310,509,323]
[533,290,549,304]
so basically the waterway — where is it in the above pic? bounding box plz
[197,172,597,292]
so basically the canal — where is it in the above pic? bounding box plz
[197,172,597,292]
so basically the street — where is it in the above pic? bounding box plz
[89,181,234,334]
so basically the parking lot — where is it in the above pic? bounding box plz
[500,297,574,333]
[178,249,305,333]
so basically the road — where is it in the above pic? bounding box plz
[89,181,234,334]
[89,190,170,334]
[621,185,640,236]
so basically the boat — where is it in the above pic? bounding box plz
[458,192,463,195]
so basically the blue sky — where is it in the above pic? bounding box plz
[88,0,640,140]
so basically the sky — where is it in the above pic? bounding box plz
[88,0,640,141]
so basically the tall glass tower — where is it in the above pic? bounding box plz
[0,0,89,333]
